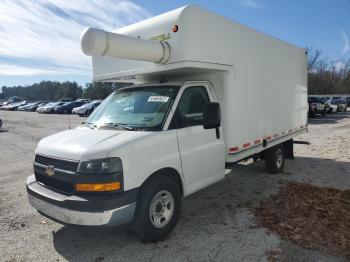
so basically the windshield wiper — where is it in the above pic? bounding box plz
[100,123,135,131]
[83,122,97,129]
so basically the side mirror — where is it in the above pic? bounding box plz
[203,102,221,129]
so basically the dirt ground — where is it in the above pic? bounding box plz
[0,110,349,262]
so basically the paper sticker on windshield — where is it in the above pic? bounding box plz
[148,96,169,103]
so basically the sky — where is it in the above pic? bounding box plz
[0,0,349,87]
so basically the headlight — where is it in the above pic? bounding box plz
[78,157,122,173]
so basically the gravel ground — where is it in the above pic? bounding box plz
[0,110,349,262]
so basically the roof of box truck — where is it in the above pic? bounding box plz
[88,5,304,82]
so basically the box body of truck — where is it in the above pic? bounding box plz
[91,4,308,162]
[27,5,307,241]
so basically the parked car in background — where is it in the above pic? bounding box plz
[337,99,347,112]
[0,103,9,110]
[0,96,23,109]
[320,96,337,114]
[18,101,48,111]
[329,96,345,112]
[320,97,332,113]
[37,103,53,113]
[18,102,36,111]
[308,96,325,117]
[43,102,65,113]
[26,101,49,112]
[345,96,350,107]
[37,102,64,113]
[4,101,27,111]
[54,101,88,114]
[73,100,102,116]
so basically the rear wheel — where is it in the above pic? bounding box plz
[132,175,181,242]
[265,144,285,174]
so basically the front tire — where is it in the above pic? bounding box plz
[265,144,285,174]
[132,175,181,242]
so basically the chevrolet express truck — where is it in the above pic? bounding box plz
[27,5,308,241]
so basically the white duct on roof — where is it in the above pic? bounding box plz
[80,27,170,64]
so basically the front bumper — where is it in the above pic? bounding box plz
[26,175,137,226]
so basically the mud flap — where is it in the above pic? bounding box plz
[284,139,294,159]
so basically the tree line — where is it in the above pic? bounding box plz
[0,81,130,101]
[1,49,350,100]
[307,47,350,95]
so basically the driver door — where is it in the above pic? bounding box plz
[169,83,225,195]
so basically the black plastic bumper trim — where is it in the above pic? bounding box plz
[26,175,138,212]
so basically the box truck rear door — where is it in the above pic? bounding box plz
[170,84,225,195]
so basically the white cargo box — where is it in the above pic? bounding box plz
[84,5,308,162]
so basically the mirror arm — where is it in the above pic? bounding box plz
[215,127,220,139]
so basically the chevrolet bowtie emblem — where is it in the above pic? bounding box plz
[46,165,55,177]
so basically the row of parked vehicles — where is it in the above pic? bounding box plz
[0,97,102,117]
[308,95,349,117]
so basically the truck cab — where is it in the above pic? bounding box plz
[27,81,225,241]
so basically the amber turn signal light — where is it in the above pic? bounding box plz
[76,182,121,192]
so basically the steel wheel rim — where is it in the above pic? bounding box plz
[149,190,174,229]
[276,148,283,169]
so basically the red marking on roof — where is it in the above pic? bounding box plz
[229,147,239,152]
[254,139,261,144]
[243,143,250,148]
[266,136,272,140]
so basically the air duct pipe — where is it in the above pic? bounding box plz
[80,27,170,64]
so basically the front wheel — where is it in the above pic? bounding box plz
[265,144,285,174]
[132,175,181,242]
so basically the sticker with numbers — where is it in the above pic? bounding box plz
[148,96,169,102]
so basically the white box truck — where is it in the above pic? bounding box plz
[27,5,308,241]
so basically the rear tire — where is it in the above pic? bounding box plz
[265,144,285,174]
[132,175,181,242]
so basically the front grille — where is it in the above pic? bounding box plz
[34,154,79,194]
[35,173,75,194]
[34,154,79,172]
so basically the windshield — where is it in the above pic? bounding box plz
[86,85,179,131]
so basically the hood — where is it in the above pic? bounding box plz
[36,127,151,160]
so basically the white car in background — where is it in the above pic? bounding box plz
[329,96,346,112]
[323,97,337,113]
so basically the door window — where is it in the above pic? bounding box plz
[172,86,210,128]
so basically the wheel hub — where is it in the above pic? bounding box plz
[276,148,283,169]
[149,190,174,228]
